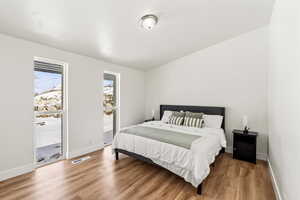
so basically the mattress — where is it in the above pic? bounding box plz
[112,121,227,187]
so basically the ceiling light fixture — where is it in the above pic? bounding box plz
[140,14,158,30]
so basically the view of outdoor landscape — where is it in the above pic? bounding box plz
[34,70,62,163]
[103,79,114,145]
[34,71,115,163]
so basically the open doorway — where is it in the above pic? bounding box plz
[103,72,118,146]
[33,58,66,166]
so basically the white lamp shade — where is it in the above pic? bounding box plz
[242,116,248,128]
[151,109,155,118]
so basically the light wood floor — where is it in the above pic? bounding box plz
[0,147,276,200]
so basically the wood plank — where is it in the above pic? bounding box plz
[0,147,276,200]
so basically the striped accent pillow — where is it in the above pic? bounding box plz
[168,115,184,125]
[183,117,203,128]
[183,112,204,128]
[168,111,185,125]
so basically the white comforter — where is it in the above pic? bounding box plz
[112,121,227,187]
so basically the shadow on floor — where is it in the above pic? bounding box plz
[37,143,62,164]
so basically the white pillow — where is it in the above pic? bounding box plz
[203,115,223,128]
[161,111,173,123]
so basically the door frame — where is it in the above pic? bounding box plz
[33,56,69,167]
[103,71,120,136]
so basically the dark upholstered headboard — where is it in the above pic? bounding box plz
[160,105,226,130]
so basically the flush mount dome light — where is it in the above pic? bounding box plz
[141,14,158,30]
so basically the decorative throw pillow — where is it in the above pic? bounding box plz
[203,115,223,128]
[161,110,173,123]
[183,111,204,128]
[168,111,185,125]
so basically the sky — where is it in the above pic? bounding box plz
[35,71,113,94]
[34,71,62,94]
[104,79,113,87]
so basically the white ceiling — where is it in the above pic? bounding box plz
[0,0,274,70]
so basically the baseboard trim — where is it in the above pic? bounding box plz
[67,144,104,159]
[0,163,34,182]
[256,152,268,161]
[225,147,267,161]
[0,144,104,182]
[267,159,283,200]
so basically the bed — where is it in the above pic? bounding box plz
[112,105,226,195]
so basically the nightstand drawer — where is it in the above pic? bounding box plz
[233,140,256,163]
[232,130,258,164]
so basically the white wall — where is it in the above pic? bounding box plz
[268,0,300,199]
[0,33,145,180]
[145,27,269,158]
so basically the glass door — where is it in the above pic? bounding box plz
[103,73,116,146]
[34,60,64,165]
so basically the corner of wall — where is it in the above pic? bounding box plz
[267,158,283,200]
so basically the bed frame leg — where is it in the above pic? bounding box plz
[115,150,119,160]
[197,183,202,195]
[220,147,225,154]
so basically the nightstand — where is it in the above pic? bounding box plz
[144,118,155,122]
[233,129,258,164]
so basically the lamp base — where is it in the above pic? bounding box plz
[243,127,249,134]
